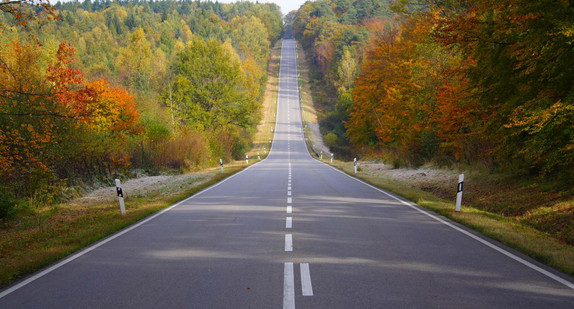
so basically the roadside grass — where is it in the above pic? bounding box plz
[0,166,243,287]
[295,36,574,277]
[296,42,315,128]
[0,41,283,288]
[296,42,329,157]
[250,41,281,160]
[323,159,574,276]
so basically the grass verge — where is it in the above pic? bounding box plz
[325,160,574,276]
[293,36,574,278]
[0,40,283,288]
[296,42,329,157]
[250,40,281,159]
[0,165,245,287]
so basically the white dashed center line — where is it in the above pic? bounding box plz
[285,234,293,251]
[286,217,292,229]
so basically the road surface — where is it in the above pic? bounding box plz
[1,39,573,308]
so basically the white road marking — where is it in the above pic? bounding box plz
[287,206,292,214]
[300,263,313,296]
[283,263,295,309]
[287,197,292,204]
[321,161,574,290]
[288,191,292,196]
[0,156,268,300]
[286,217,292,229]
[288,186,291,190]
[285,234,293,251]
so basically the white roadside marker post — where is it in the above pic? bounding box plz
[331,153,334,163]
[354,158,358,173]
[246,155,249,165]
[258,152,261,160]
[220,159,224,173]
[115,179,126,215]
[264,147,266,154]
[320,151,323,160]
[456,174,464,212]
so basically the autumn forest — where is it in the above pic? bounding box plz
[291,0,573,182]
[1,0,573,220]
[0,0,282,216]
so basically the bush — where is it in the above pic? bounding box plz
[324,132,339,149]
[0,187,16,219]
[153,128,209,170]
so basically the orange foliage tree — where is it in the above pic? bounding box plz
[348,17,431,164]
[1,40,142,198]
[0,41,61,195]
[348,12,489,165]
[432,0,574,175]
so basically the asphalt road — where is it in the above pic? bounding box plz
[1,39,573,308]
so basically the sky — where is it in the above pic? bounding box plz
[214,0,307,16]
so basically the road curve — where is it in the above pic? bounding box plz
[1,39,573,308]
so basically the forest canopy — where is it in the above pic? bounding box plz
[0,0,283,216]
[292,0,573,182]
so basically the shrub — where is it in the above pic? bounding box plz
[0,187,16,218]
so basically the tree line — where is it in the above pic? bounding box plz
[0,0,283,217]
[292,0,573,183]
[290,0,393,158]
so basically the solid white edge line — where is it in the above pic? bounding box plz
[286,217,293,229]
[283,263,295,309]
[0,156,269,299]
[285,234,293,251]
[323,162,574,290]
[291,39,574,291]
[1,40,295,301]
[300,263,313,296]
